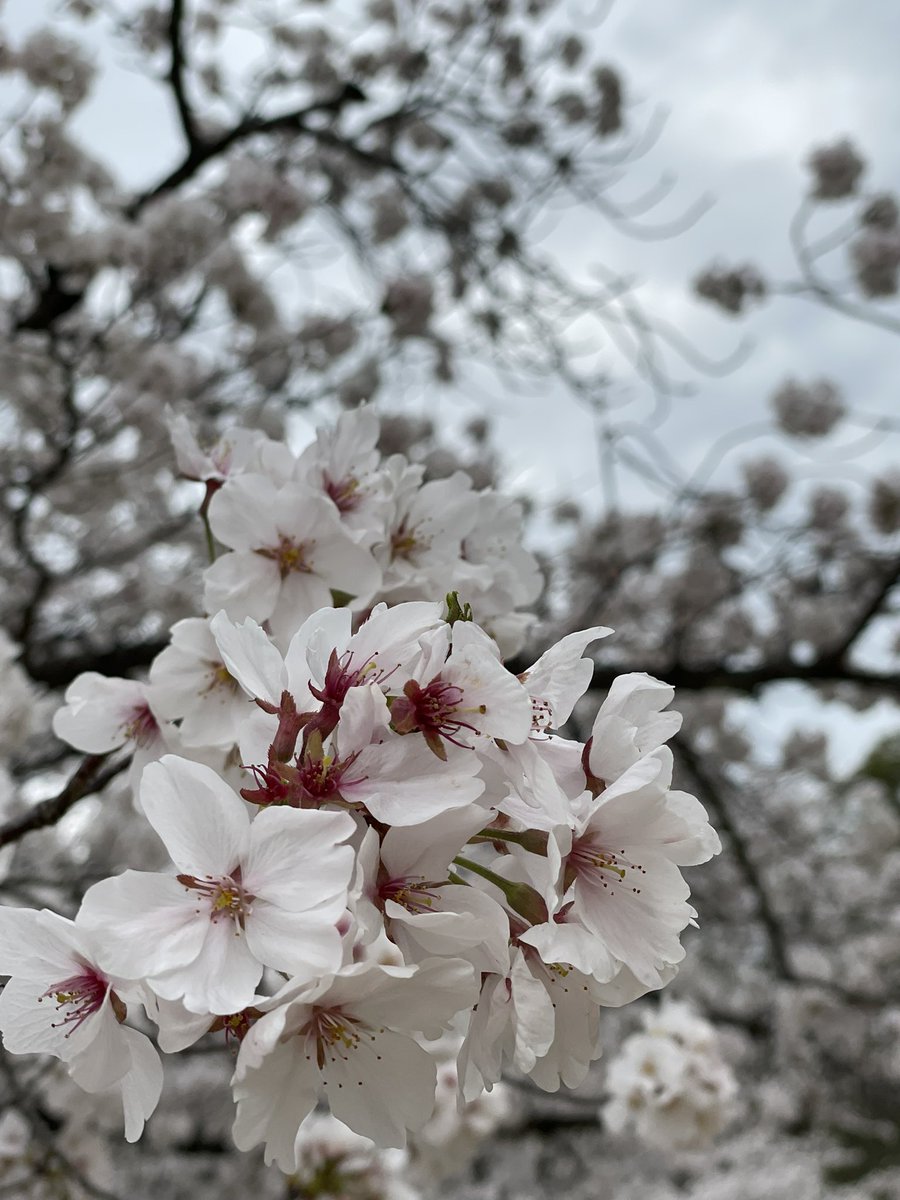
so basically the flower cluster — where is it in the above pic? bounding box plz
[0,411,720,1171]
[602,1000,737,1151]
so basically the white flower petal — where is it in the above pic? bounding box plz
[324,1029,435,1148]
[210,611,285,705]
[244,902,343,982]
[151,917,262,1014]
[79,871,208,980]
[232,1033,318,1172]
[140,756,250,876]
[243,807,355,910]
[119,1024,164,1142]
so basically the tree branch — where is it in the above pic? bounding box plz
[0,755,127,849]
[675,736,795,981]
[127,82,371,218]
[166,0,200,149]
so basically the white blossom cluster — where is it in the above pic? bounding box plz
[603,1000,738,1151]
[0,410,719,1173]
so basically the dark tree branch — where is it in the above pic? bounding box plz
[676,737,888,1009]
[166,0,200,149]
[0,755,127,849]
[24,639,170,689]
[127,82,371,218]
[18,84,371,331]
[675,736,795,982]
[23,636,900,696]
[824,554,900,662]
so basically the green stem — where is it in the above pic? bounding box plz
[202,511,216,563]
[469,827,549,855]
[199,479,219,563]
[454,855,506,888]
[453,855,549,924]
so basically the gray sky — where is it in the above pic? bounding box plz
[7,0,899,510]
[506,0,900,506]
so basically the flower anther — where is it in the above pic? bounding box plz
[566,836,644,897]
[303,1008,376,1072]
[176,870,255,929]
[324,473,362,514]
[378,874,447,914]
[39,965,118,1036]
[256,535,314,579]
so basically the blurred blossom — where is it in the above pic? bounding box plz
[694,263,767,315]
[771,379,844,438]
[850,227,900,297]
[807,484,850,529]
[868,470,900,534]
[807,138,865,201]
[860,192,900,230]
[741,455,789,511]
[603,1000,737,1151]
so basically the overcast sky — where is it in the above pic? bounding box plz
[523,0,900,506]
[7,0,899,510]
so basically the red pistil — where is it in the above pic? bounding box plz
[241,755,297,806]
[390,677,485,759]
[306,650,398,743]
[241,741,363,809]
[210,1006,263,1051]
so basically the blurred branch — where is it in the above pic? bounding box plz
[675,736,794,980]
[166,0,200,149]
[788,201,900,337]
[0,1057,125,1200]
[129,82,372,217]
[0,755,127,849]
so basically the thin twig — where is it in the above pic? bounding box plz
[0,756,128,849]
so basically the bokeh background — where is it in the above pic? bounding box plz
[1,1,899,1197]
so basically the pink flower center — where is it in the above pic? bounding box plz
[211,1006,263,1051]
[256,535,314,578]
[176,871,255,928]
[123,702,159,747]
[390,677,485,748]
[39,966,109,1036]
[295,753,345,803]
[202,661,239,696]
[324,473,362,514]
[302,1007,367,1070]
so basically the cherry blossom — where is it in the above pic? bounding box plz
[602,1000,738,1150]
[562,749,719,989]
[78,756,356,1013]
[232,958,478,1166]
[204,475,382,643]
[0,907,162,1142]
